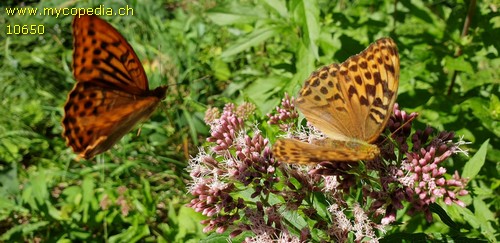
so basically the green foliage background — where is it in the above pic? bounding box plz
[0,0,498,242]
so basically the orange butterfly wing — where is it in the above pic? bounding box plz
[72,14,149,92]
[273,138,379,165]
[62,15,167,159]
[273,38,399,164]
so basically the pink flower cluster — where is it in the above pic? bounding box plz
[187,97,469,242]
[188,103,284,240]
[402,130,468,221]
[267,93,299,131]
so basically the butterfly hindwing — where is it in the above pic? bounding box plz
[62,82,163,159]
[273,138,379,165]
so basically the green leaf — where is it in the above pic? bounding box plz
[206,12,259,26]
[0,221,49,240]
[490,94,500,121]
[47,200,63,221]
[456,205,480,229]
[175,204,206,242]
[108,216,150,243]
[462,139,488,179]
[444,55,474,74]
[262,0,288,18]
[244,76,284,113]
[81,176,96,223]
[221,26,282,58]
[429,203,461,231]
[141,177,153,207]
[473,197,496,241]
[292,0,320,59]
[0,162,19,196]
[462,97,500,136]
[211,58,231,80]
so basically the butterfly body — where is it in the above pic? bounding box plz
[62,15,167,159]
[273,38,399,165]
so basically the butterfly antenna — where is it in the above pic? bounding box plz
[193,75,210,83]
[167,75,210,88]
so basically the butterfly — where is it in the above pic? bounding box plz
[272,38,399,165]
[62,14,167,160]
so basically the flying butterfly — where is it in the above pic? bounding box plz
[272,38,399,165]
[62,14,167,159]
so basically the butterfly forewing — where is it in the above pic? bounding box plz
[62,15,167,159]
[72,14,149,93]
[273,38,399,164]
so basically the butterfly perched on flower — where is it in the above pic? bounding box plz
[273,38,399,164]
[62,14,167,159]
